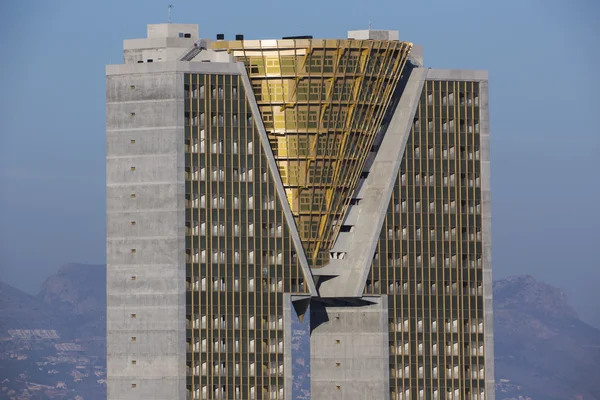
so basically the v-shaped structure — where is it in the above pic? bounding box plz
[213,38,412,268]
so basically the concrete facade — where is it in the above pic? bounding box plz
[107,23,495,400]
[309,297,390,400]
[106,70,187,399]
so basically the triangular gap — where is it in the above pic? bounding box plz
[292,298,311,323]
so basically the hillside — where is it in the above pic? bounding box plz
[494,275,600,400]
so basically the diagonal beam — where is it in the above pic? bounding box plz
[237,62,319,296]
[317,65,427,297]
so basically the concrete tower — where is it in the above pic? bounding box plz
[106,24,494,400]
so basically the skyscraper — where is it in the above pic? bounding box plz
[106,24,494,400]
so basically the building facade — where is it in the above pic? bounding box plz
[106,24,494,400]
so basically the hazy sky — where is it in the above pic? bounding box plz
[0,0,598,327]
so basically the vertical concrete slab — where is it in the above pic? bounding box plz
[310,296,389,400]
[106,71,187,400]
[479,79,496,400]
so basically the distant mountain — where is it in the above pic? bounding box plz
[0,281,61,333]
[1,265,599,400]
[494,275,600,400]
[0,264,106,400]
[38,263,106,317]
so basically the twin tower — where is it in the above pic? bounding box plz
[106,23,494,400]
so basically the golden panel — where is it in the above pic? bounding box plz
[214,38,412,267]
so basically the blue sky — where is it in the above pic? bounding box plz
[0,0,598,327]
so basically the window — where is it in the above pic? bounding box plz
[130,314,136,318]
[232,86,238,98]
[131,384,137,388]
[130,167,136,171]
[130,193,136,198]
[131,276,136,280]
[131,360,137,365]
[130,112,136,116]
[130,139,135,144]
[130,249,136,253]
[130,221,136,226]
[131,337,136,341]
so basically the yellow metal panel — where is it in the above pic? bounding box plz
[213,39,412,268]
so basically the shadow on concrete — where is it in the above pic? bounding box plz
[309,297,377,332]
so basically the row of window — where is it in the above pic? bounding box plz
[186,277,296,293]
[184,84,238,100]
[393,388,486,400]
[386,226,482,241]
[185,166,268,183]
[184,112,253,127]
[185,193,275,210]
[185,133,254,154]
[186,221,282,237]
[409,145,481,160]
[182,386,487,400]
[400,172,481,188]
[414,118,481,134]
[189,361,284,377]
[185,249,288,265]
[425,91,480,107]
[392,364,485,379]
[188,385,283,400]
[368,280,483,296]
[390,318,484,334]
[391,341,485,357]
[393,199,482,214]
[186,314,283,331]
[372,253,483,269]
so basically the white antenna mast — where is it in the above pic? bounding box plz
[168,4,174,23]
[368,20,372,30]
